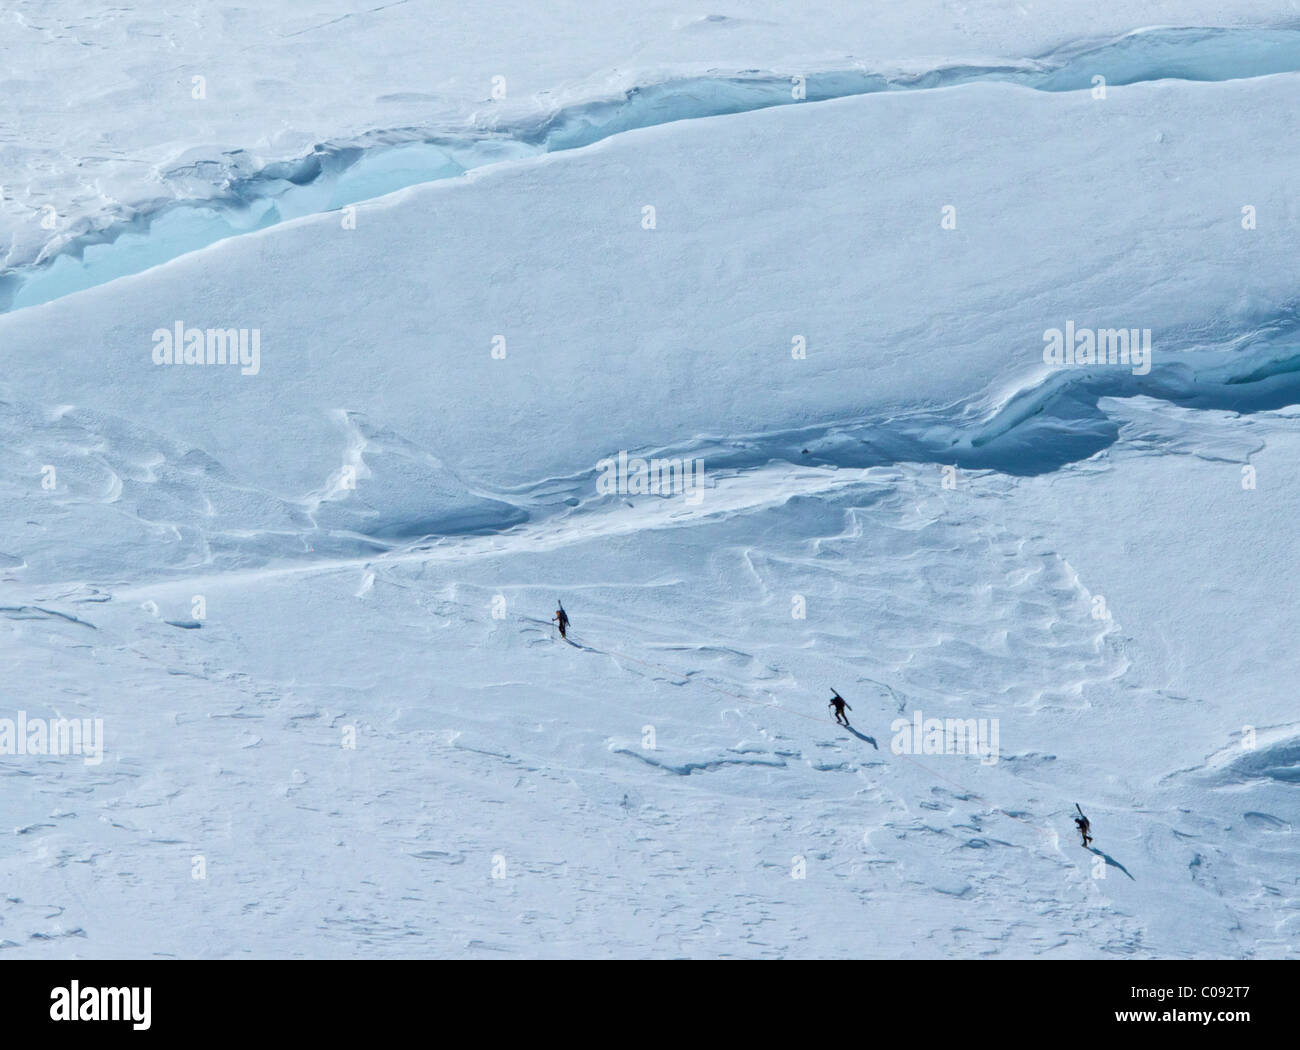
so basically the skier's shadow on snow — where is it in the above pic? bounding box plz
[1086,846,1135,880]
[844,726,878,749]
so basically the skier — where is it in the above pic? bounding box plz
[1074,803,1093,847]
[552,601,570,640]
[828,690,852,727]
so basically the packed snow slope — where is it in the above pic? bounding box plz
[1,9,1298,957]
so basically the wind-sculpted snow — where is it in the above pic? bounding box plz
[5,406,1298,956]
[4,5,1300,960]
[3,73,1300,574]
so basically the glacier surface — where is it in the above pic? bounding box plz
[0,2,1297,958]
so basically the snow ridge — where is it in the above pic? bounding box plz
[6,25,1300,313]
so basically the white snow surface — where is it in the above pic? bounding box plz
[0,2,1298,957]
